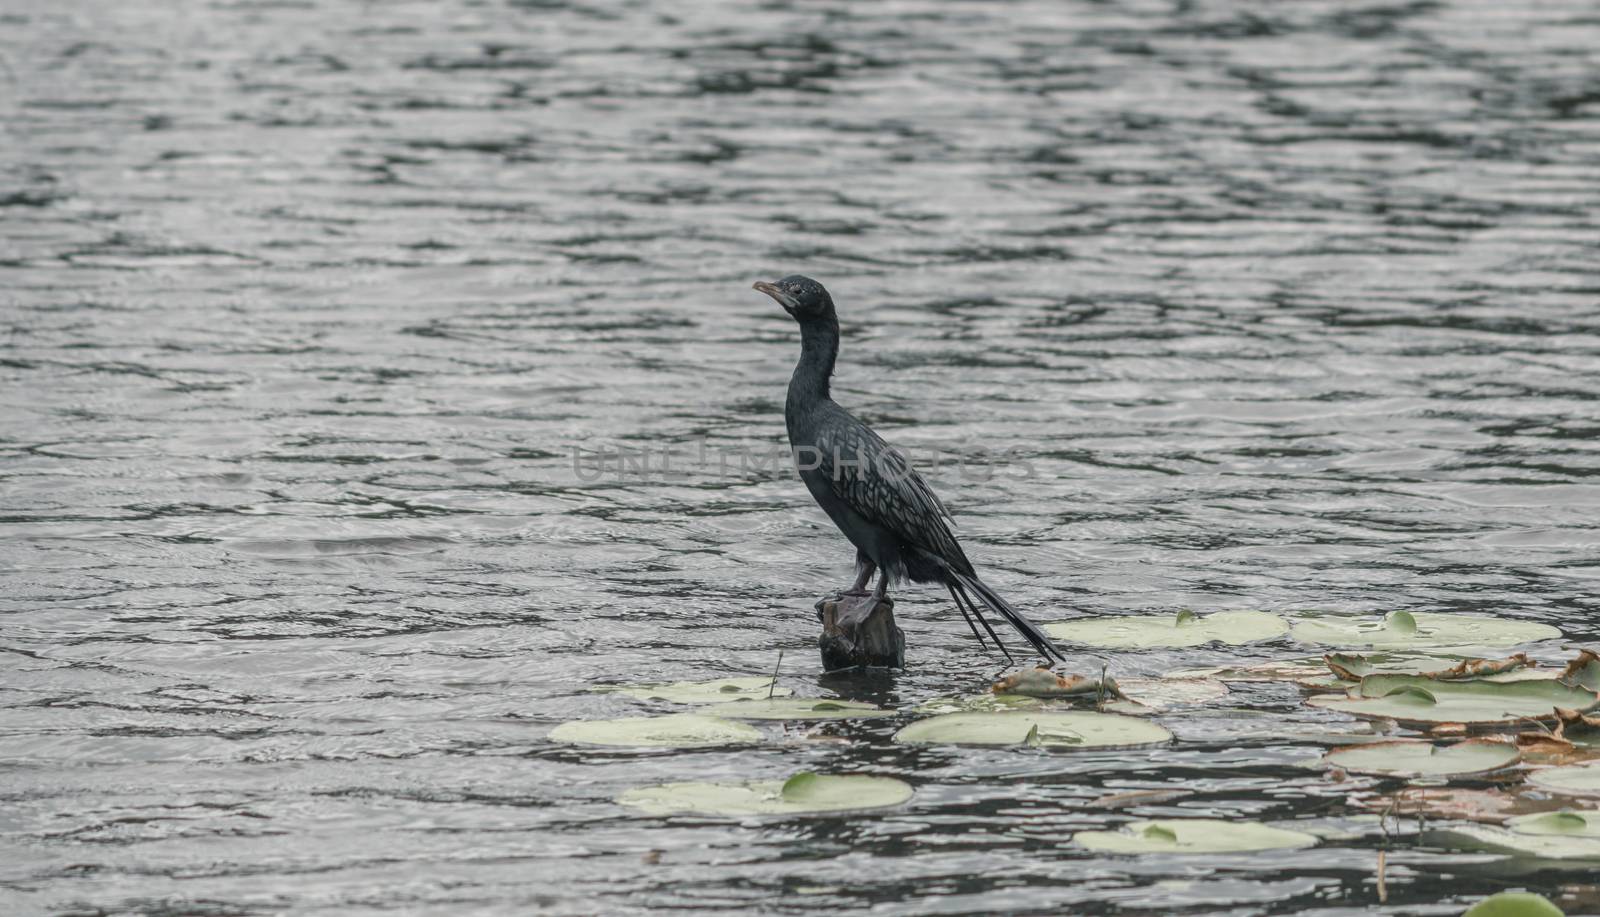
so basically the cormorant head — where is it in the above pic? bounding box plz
[753,275,834,323]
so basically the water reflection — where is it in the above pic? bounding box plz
[3,0,1599,913]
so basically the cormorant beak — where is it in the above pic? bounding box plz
[753,281,799,316]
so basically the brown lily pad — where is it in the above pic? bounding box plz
[1356,787,1523,824]
[993,667,1122,700]
[1516,730,1579,759]
[1559,649,1600,692]
[1322,652,1538,683]
[1166,657,1344,690]
[1555,707,1600,746]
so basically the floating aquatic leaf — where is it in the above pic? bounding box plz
[1323,738,1519,778]
[549,714,761,748]
[1558,649,1600,692]
[1434,655,1539,680]
[699,697,890,720]
[618,772,913,816]
[1461,892,1566,917]
[1514,731,1580,762]
[1529,763,1600,798]
[916,693,1044,715]
[1507,809,1600,838]
[1291,612,1560,650]
[1324,654,1379,681]
[1072,818,1318,854]
[993,666,1119,699]
[1167,657,1339,689]
[1044,610,1287,648]
[1439,813,1600,862]
[1308,674,1600,727]
[1355,786,1525,824]
[893,711,1172,749]
[1554,707,1600,747]
[1112,677,1229,711]
[592,676,792,704]
[1325,653,1537,683]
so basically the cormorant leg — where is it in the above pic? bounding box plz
[846,554,876,596]
[945,582,989,649]
[871,569,890,603]
[952,580,1014,664]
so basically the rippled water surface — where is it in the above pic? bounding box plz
[4,0,1600,913]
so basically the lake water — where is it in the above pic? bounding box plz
[3,0,1599,914]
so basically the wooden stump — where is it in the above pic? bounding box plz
[817,593,905,671]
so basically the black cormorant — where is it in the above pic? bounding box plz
[754,275,1065,663]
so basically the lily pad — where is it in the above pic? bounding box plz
[1462,892,1566,917]
[1325,653,1538,683]
[1323,738,1519,778]
[1554,707,1600,747]
[699,697,890,720]
[618,772,913,816]
[893,711,1172,749]
[993,667,1118,699]
[592,677,791,703]
[1440,812,1600,862]
[1044,610,1288,648]
[1072,818,1318,854]
[1113,677,1229,711]
[1307,674,1600,727]
[1529,763,1600,798]
[1167,657,1341,689]
[1506,809,1600,838]
[549,714,761,748]
[1559,650,1600,692]
[917,693,1044,715]
[1356,786,1527,824]
[1291,611,1560,650]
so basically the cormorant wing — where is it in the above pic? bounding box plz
[811,410,971,572]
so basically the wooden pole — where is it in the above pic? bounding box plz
[816,593,905,670]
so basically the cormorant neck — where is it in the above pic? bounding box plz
[789,315,839,405]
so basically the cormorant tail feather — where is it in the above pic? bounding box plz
[948,571,1065,663]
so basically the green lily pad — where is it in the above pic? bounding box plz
[1044,610,1288,649]
[1291,611,1560,650]
[1072,818,1318,854]
[1323,738,1519,778]
[591,677,791,703]
[1507,809,1600,838]
[618,771,913,816]
[917,693,1044,715]
[1167,657,1342,689]
[1113,677,1229,711]
[1440,812,1600,862]
[1325,653,1540,683]
[1462,892,1566,917]
[549,714,761,748]
[1307,674,1599,727]
[1529,763,1600,797]
[699,697,890,720]
[893,711,1172,749]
